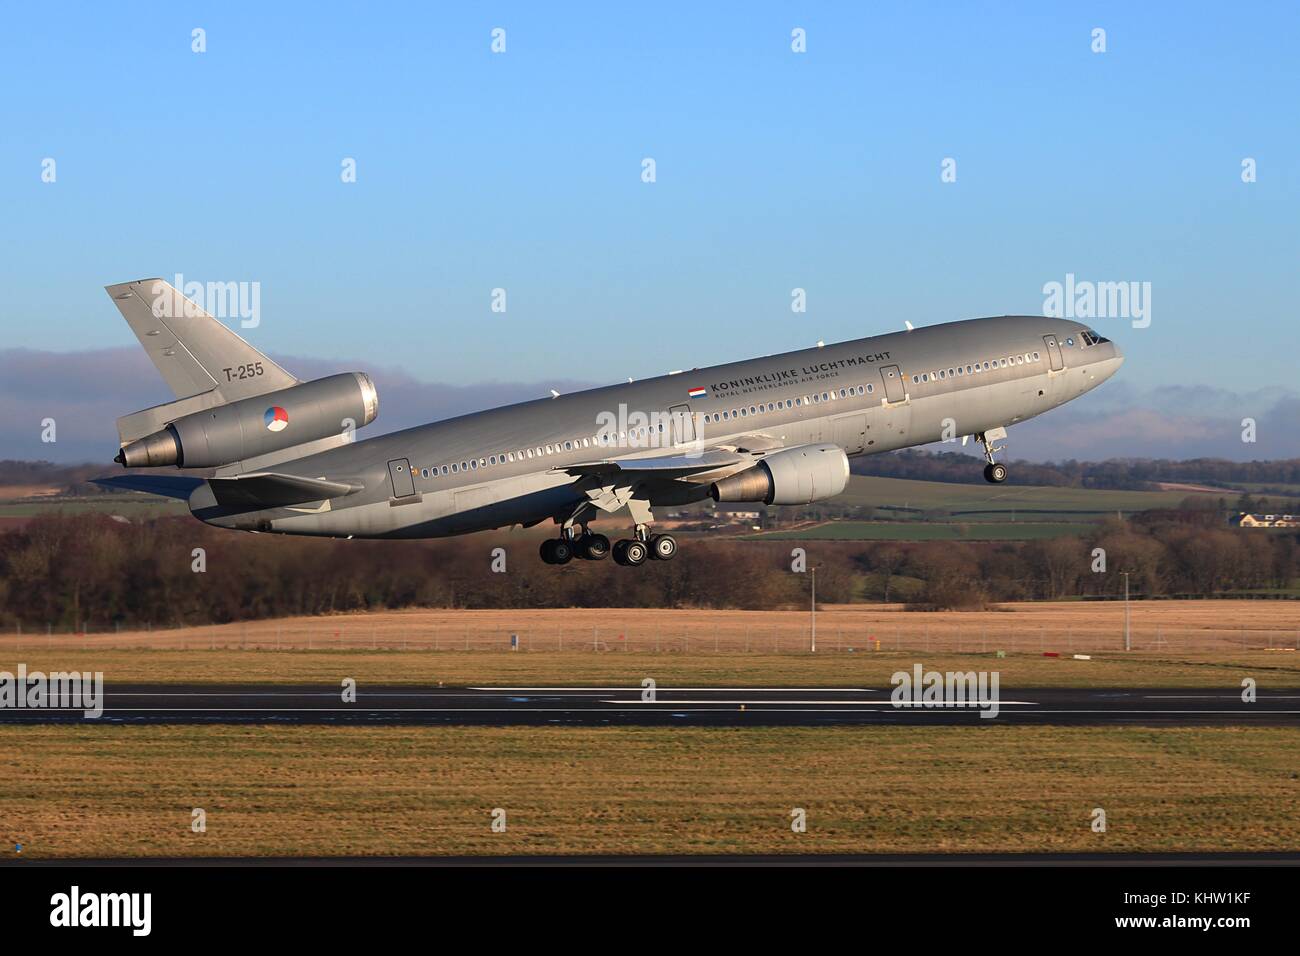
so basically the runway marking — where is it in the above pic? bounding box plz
[599,699,1039,706]
[10,708,1300,716]
[468,686,876,692]
[1144,695,1300,699]
[104,692,578,698]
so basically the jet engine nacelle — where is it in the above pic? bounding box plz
[709,442,850,505]
[115,372,379,468]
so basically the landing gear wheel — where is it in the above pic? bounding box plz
[613,539,648,566]
[580,533,610,561]
[983,462,1008,484]
[540,538,574,564]
[648,533,677,561]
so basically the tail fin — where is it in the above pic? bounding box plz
[106,278,300,443]
[106,278,298,401]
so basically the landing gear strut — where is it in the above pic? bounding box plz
[541,495,678,567]
[976,428,1009,484]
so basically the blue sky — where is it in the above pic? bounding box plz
[1,1,1297,397]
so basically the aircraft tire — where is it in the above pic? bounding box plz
[648,533,677,560]
[581,533,611,560]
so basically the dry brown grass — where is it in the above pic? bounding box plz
[0,648,1296,689]
[3,725,1296,858]
[7,601,1298,655]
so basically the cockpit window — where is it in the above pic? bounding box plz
[1080,330,1111,346]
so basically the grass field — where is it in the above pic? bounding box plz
[10,601,1295,657]
[836,474,1236,515]
[2,724,1295,858]
[0,495,187,518]
[1,648,1296,689]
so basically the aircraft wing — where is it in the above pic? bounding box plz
[557,447,748,480]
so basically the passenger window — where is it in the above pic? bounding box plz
[451,463,459,473]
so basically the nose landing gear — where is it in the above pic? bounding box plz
[976,427,1009,484]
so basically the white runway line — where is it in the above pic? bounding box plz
[469,686,876,692]
[600,699,1039,706]
[1144,695,1300,699]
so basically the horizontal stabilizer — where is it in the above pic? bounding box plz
[91,475,206,500]
[206,473,361,509]
[115,390,225,445]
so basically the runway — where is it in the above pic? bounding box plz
[2,684,1298,726]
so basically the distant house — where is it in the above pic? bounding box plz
[1234,513,1300,528]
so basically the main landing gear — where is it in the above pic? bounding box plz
[976,428,1009,484]
[540,529,677,566]
[539,531,610,564]
[611,530,677,567]
[540,498,677,567]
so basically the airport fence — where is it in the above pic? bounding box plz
[2,617,1297,655]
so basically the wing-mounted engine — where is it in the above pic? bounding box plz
[115,372,379,468]
[709,442,849,505]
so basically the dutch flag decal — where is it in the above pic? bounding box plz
[264,406,289,432]
[687,386,707,399]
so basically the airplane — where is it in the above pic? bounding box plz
[96,278,1123,566]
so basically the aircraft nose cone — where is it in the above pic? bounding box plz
[1098,340,1124,381]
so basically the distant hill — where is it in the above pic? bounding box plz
[850,449,1300,491]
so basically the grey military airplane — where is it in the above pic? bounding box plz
[97,278,1123,565]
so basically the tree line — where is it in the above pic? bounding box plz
[0,510,1295,628]
[851,449,1300,491]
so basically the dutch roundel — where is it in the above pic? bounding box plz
[264,406,289,432]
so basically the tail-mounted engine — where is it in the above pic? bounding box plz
[115,372,379,468]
